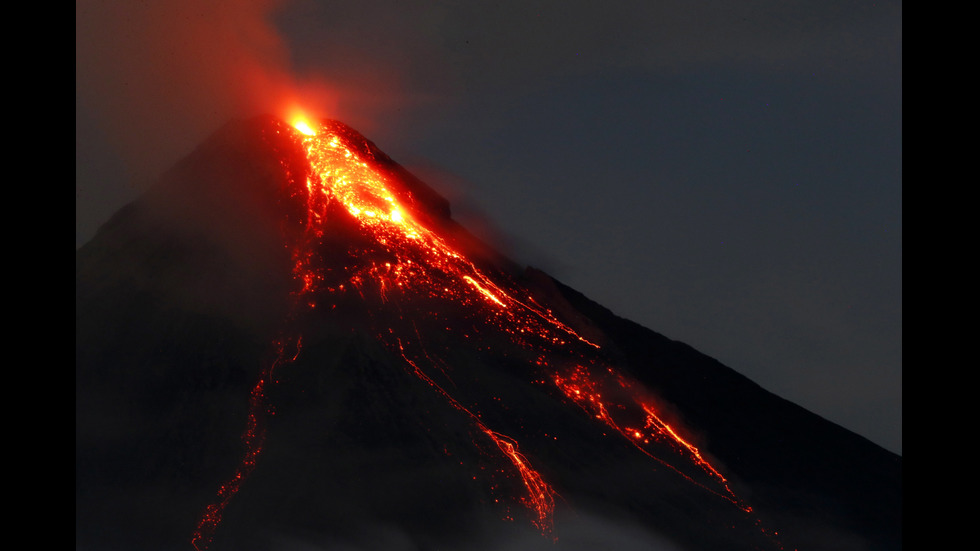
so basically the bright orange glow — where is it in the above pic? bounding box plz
[463,275,506,306]
[292,119,316,136]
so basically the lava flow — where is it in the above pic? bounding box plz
[191,116,759,549]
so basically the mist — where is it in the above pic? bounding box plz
[263,509,690,551]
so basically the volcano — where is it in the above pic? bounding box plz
[75,115,901,551]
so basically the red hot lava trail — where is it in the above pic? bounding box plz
[191,116,773,548]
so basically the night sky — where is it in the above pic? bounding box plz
[76,1,902,455]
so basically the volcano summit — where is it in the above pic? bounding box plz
[76,116,901,551]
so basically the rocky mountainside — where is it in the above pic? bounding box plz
[76,116,900,551]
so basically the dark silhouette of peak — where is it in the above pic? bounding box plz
[76,116,901,551]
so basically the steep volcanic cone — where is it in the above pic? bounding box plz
[77,115,900,551]
[182,116,773,549]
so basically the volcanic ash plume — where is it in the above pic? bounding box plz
[76,0,337,194]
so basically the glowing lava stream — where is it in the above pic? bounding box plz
[397,341,556,534]
[191,336,302,551]
[192,116,755,548]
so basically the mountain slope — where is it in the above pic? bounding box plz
[76,115,900,551]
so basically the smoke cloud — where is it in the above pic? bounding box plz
[76,0,335,187]
[76,0,899,192]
